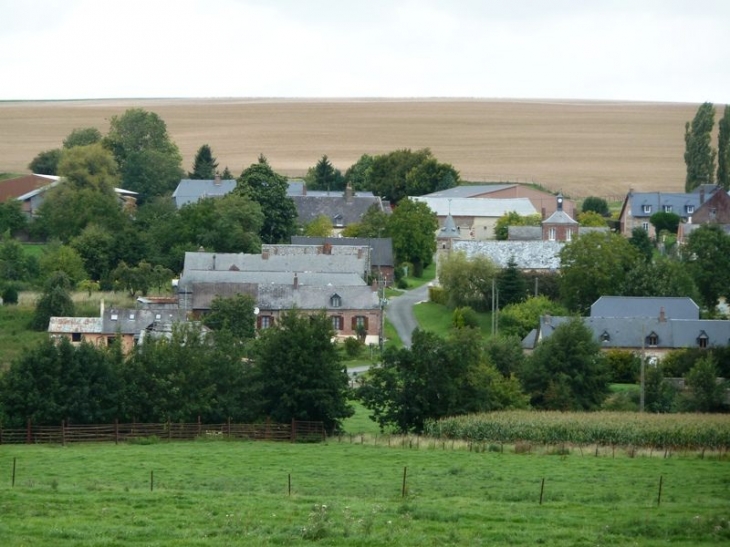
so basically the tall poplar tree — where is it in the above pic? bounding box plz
[684,102,716,191]
[717,105,730,190]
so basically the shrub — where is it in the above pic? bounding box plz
[343,336,363,358]
[396,278,409,290]
[452,306,479,329]
[1,285,19,305]
[605,349,640,383]
[428,285,447,305]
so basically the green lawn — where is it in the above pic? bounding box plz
[0,305,45,370]
[413,301,494,338]
[401,262,436,289]
[0,440,728,546]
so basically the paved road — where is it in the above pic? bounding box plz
[385,283,430,348]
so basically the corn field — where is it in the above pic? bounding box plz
[425,411,730,451]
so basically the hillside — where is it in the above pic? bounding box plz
[0,98,716,198]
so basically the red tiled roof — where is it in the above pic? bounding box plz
[0,174,54,203]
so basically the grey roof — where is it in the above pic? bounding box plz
[49,309,187,336]
[681,223,730,238]
[286,181,375,197]
[172,178,238,208]
[181,270,365,293]
[188,281,379,312]
[291,236,394,267]
[421,184,517,198]
[543,209,578,225]
[590,297,699,320]
[453,240,563,270]
[183,250,369,277]
[412,196,536,217]
[508,226,543,240]
[292,194,385,226]
[439,213,460,239]
[532,315,730,350]
[627,190,718,219]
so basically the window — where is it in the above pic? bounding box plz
[641,222,650,231]
[331,316,343,330]
[642,204,652,214]
[646,332,659,346]
[600,331,610,343]
[110,313,118,321]
[697,331,709,348]
[663,204,673,213]
[548,227,556,241]
[128,313,135,320]
[107,336,116,347]
[686,205,695,214]
[566,229,572,242]
[330,293,342,308]
[259,316,272,329]
[72,332,82,342]
[352,316,369,331]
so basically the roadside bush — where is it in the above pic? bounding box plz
[396,278,409,289]
[428,285,447,305]
[452,306,479,329]
[1,285,19,305]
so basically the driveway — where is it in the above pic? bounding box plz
[385,283,430,348]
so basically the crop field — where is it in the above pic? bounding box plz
[0,440,728,546]
[0,98,717,198]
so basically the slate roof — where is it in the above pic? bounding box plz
[182,250,369,277]
[532,315,730,350]
[453,240,563,270]
[508,226,543,240]
[181,270,365,293]
[439,213,460,239]
[421,184,517,198]
[48,316,102,334]
[624,189,718,219]
[590,297,699,320]
[48,309,187,336]
[291,236,394,267]
[172,178,238,208]
[412,197,536,217]
[543,209,578,225]
[291,194,385,226]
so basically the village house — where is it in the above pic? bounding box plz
[291,236,395,283]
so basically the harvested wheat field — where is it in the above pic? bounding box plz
[0,98,716,198]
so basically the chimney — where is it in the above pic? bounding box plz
[262,249,269,260]
[293,273,299,289]
[357,247,363,259]
[212,254,216,270]
[214,174,221,186]
[344,182,354,203]
[303,183,307,196]
[100,299,105,319]
[700,187,705,204]
[541,207,546,219]
[659,307,666,322]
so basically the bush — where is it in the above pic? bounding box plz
[428,285,447,305]
[343,336,363,358]
[605,349,640,383]
[396,278,409,290]
[1,285,19,305]
[453,306,479,329]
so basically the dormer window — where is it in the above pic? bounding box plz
[663,205,673,213]
[642,204,652,214]
[600,331,610,343]
[646,332,659,346]
[686,205,695,214]
[697,331,709,349]
[110,313,118,321]
[330,293,342,308]
[333,214,344,227]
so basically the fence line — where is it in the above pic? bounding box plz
[0,419,325,445]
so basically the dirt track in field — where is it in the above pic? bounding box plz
[0,98,715,198]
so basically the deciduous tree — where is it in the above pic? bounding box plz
[202,293,257,342]
[30,271,75,331]
[581,196,610,216]
[438,251,498,311]
[63,127,102,149]
[344,154,374,191]
[388,198,437,275]
[718,105,730,190]
[681,223,730,309]
[498,295,568,340]
[28,148,62,175]
[493,211,542,240]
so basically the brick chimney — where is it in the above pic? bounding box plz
[659,307,666,322]
[344,182,354,203]
[214,174,221,186]
[262,249,269,260]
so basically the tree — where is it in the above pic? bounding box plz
[110,260,156,297]
[70,224,117,282]
[63,127,102,149]
[341,203,389,238]
[28,148,62,175]
[718,105,730,190]
[684,102,716,191]
[236,156,297,244]
[0,200,27,236]
[305,155,344,191]
[559,231,640,313]
[484,334,526,377]
[103,108,184,199]
[577,211,608,227]
[497,256,527,306]
[253,310,353,433]
[493,211,542,240]
[58,143,119,194]
[644,363,678,413]
[581,196,610,216]
[344,154,374,191]
[30,271,75,331]
[0,236,38,283]
[622,256,700,302]
[521,317,609,410]
[303,215,334,237]
[498,295,569,340]
[404,156,459,196]
[682,355,726,412]
[38,241,88,287]
[188,144,219,179]
[388,198,437,275]
[438,251,498,311]
[358,328,527,433]
[649,211,680,235]
[681,224,730,309]
[368,148,433,204]
[202,293,257,342]
[628,226,654,262]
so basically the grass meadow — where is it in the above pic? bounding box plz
[0,439,728,546]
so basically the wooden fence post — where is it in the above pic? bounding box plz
[61,420,66,446]
[539,478,545,505]
[291,419,296,443]
[197,415,202,438]
[26,418,31,444]
[227,417,231,438]
[657,475,663,506]
[12,457,16,487]
[402,466,408,498]
[114,419,119,445]
[150,471,154,491]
